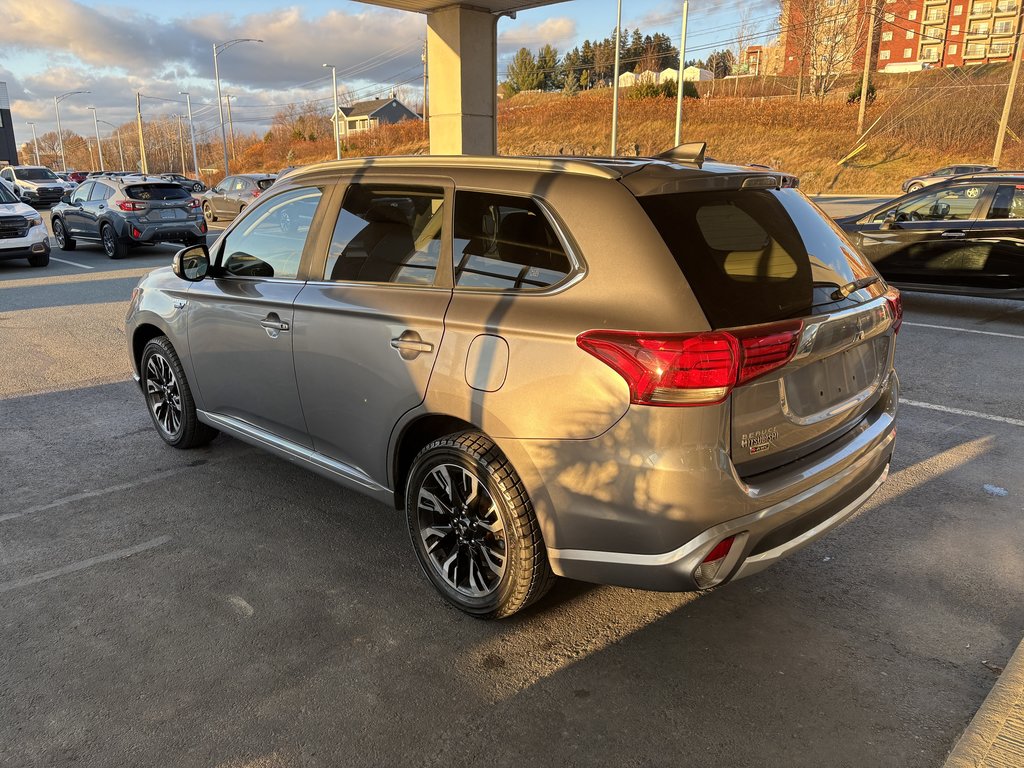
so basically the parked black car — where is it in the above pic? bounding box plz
[836,172,1024,299]
[160,173,207,193]
[199,174,276,223]
[51,176,208,259]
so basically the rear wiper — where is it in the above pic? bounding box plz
[830,276,880,301]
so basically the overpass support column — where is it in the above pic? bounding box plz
[426,5,498,155]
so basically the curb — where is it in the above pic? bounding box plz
[945,638,1024,768]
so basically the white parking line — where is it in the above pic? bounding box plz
[902,399,1024,428]
[50,256,94,270]
[0,535,171,593]
[903,322,1024,340]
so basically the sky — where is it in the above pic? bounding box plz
[0,0,778,146]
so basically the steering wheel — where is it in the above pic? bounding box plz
[895,211,912,223]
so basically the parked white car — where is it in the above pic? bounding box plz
[0,180,51,267]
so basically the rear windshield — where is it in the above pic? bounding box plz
[124,184,191,201]
[257,179,275,190]
[639,188,880,328]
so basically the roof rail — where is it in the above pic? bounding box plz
[300,154,624,180]
[656,142,707,167]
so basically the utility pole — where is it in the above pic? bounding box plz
[674,0,689,146]
[87,139,95,169]
[214,38,263,175]
[858,0,880,137]
[26,122,40,165]
[180,91,201,179]
[993,27,1024,165]
[136,91,149,173]
[224,94,237,161]
[176,114,187,173]
[323,64,341,160]
[610,0,623,156]
[88,107,105,171]
[421,41,428,139]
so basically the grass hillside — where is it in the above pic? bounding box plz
[228,69,1024,195]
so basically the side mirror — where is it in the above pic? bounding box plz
[879,210,898,231]
[61,194,73,205]
[172,244,210,282]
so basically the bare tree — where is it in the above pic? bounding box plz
[781,0,866,98]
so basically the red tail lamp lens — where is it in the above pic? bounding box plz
[885,288,903,334]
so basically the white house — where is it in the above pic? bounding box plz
[683,66,714,82]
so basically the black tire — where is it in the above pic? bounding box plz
[406,432,556,619]
[203,202,217,222]
[101,223,129,259]
[28,252,49,268]
[52,217,76,251]
[140,336,217,449]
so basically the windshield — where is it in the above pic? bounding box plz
[18,168,60,181]
[0,184,19,204]
[639,188,882,328]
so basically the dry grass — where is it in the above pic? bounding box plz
[226,72,1024,195]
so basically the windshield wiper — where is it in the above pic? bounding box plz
[830,276,880,301]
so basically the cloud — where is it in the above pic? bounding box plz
[498,17,578,53]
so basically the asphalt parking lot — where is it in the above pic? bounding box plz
[2,201,1022,767]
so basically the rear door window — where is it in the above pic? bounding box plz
[986,184,1024,219]
[257,178,275,191]
[88,183,111,201]
[125,184,191,201]
[639,188,879,328]
[452,191,573,291]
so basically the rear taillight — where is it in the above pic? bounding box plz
[117,200,145,211]
[577,320,802,407]
[694,536,736,588]
[252,189,261,198]
[187,198,201,209]
[885,288,903,334]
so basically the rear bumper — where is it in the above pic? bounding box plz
[523,372,898,592]
[120,218,206,243]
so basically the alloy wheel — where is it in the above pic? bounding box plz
[145,352,183,437]
[54,219,66,248]
[416,463,507,598]
[102,227,117,258]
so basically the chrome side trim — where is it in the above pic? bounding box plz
[197,410,390,495]
[548,431,893,570]
[731,463,889,580]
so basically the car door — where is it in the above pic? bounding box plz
[211,177,232,216]
[852,182,989,285]
[291,177,453,483]
[62,182,94,235]
[956,182,1024,293]
[84,181,113,237]
[231,178,251,215]
[186,185,329,447]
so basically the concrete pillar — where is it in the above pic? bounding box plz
[426,5,498,155]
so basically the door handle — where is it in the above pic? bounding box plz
[941,231,966,238]
[260,313,290,338]
[391,331,434,359]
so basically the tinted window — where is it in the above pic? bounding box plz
[220,187,323,279]
[257,178,275,190]
[125,184,190,201]
[453,191,572,290]
[71,182,94,203]
[880,183,987,222]
[934,167,956,177]
[231,179,249,193]
[987,184,1024,219]
[640,188,879,328]
[0,183,17,204]
[325,185,444,285]
[88,183,111,201]
[1,169,12,181]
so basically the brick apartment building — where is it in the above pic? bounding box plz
[780,0,1024,75]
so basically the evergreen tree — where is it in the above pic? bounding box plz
[506,47,544,93]
[537,44,561,91]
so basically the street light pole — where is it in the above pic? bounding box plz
[180,91,201,178]
[136,91,149,173]
[176,114,187,174]
[674,1,689,146]
[224,94,237,161]
[323,63,341,160]
[53,90,90,172]
[26,122,40,165]
[610,0,623,156]
[88,107,105,171]
[98,120,124,171]
[213,38,263,175]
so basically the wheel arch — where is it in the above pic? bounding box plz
[132,322,168,374]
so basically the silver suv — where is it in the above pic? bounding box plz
[126,151,900,618]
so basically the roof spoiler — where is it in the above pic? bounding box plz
[656,142,707,167]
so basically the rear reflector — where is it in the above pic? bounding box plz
[694,535,735,588]
[577,320,802,407]
[885,287,903,334]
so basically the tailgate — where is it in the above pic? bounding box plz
[731,298,894,475]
